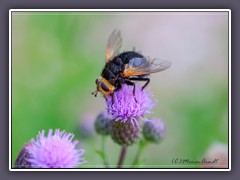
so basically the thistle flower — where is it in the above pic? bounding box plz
[106,84,156,146]
[106,84,156,126]
[110,119,141,146]
[95,111,112,136]
[143,118,165,143]
[14,129,86,168]
[14,143,33,168]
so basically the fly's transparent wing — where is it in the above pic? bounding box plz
[105,29,122,62]
[145,57,172,73]
[123,56,171,77]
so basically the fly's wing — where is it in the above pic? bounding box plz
[123,56,171,77]
[105,29,122,63]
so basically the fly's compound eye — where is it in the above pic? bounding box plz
[101,82,110,92]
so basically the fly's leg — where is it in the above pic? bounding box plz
[129,77,150,90]
[125,80,137,103]
[111,93,114,105]
[110,83,122,105]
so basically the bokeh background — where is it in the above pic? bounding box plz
[11,11,229,168]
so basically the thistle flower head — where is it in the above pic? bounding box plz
[106,84,156,126]
[15,129,86,168]
[14,143,33,168]
[143,118,165,143]
[110,119,141,146]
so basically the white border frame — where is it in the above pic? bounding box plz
[9,9,231,171]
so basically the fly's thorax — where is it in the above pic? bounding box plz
[102,61,123,78]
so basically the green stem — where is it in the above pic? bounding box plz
[132,140,148,167]
[102,136,109,168]
[117,146,127,168]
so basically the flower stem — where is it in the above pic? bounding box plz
[117,146,127,168]
[132,140,148,167]
[102,136,109,168]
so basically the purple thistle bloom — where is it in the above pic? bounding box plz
[106,84,156,126]
[25,129,85,168]
[14,143,33,168]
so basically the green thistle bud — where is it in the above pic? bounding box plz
[143,118,165,143]
[110,119,141,146]
[95,112,112,136]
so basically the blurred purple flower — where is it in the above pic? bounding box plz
[95,111,112,136]
[143,118,165,143]
[79,113,96,137]
[201,142,228,168]
[19,129,86,168]
[106,84,156,126]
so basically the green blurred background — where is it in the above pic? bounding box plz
[11,11,229,168]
